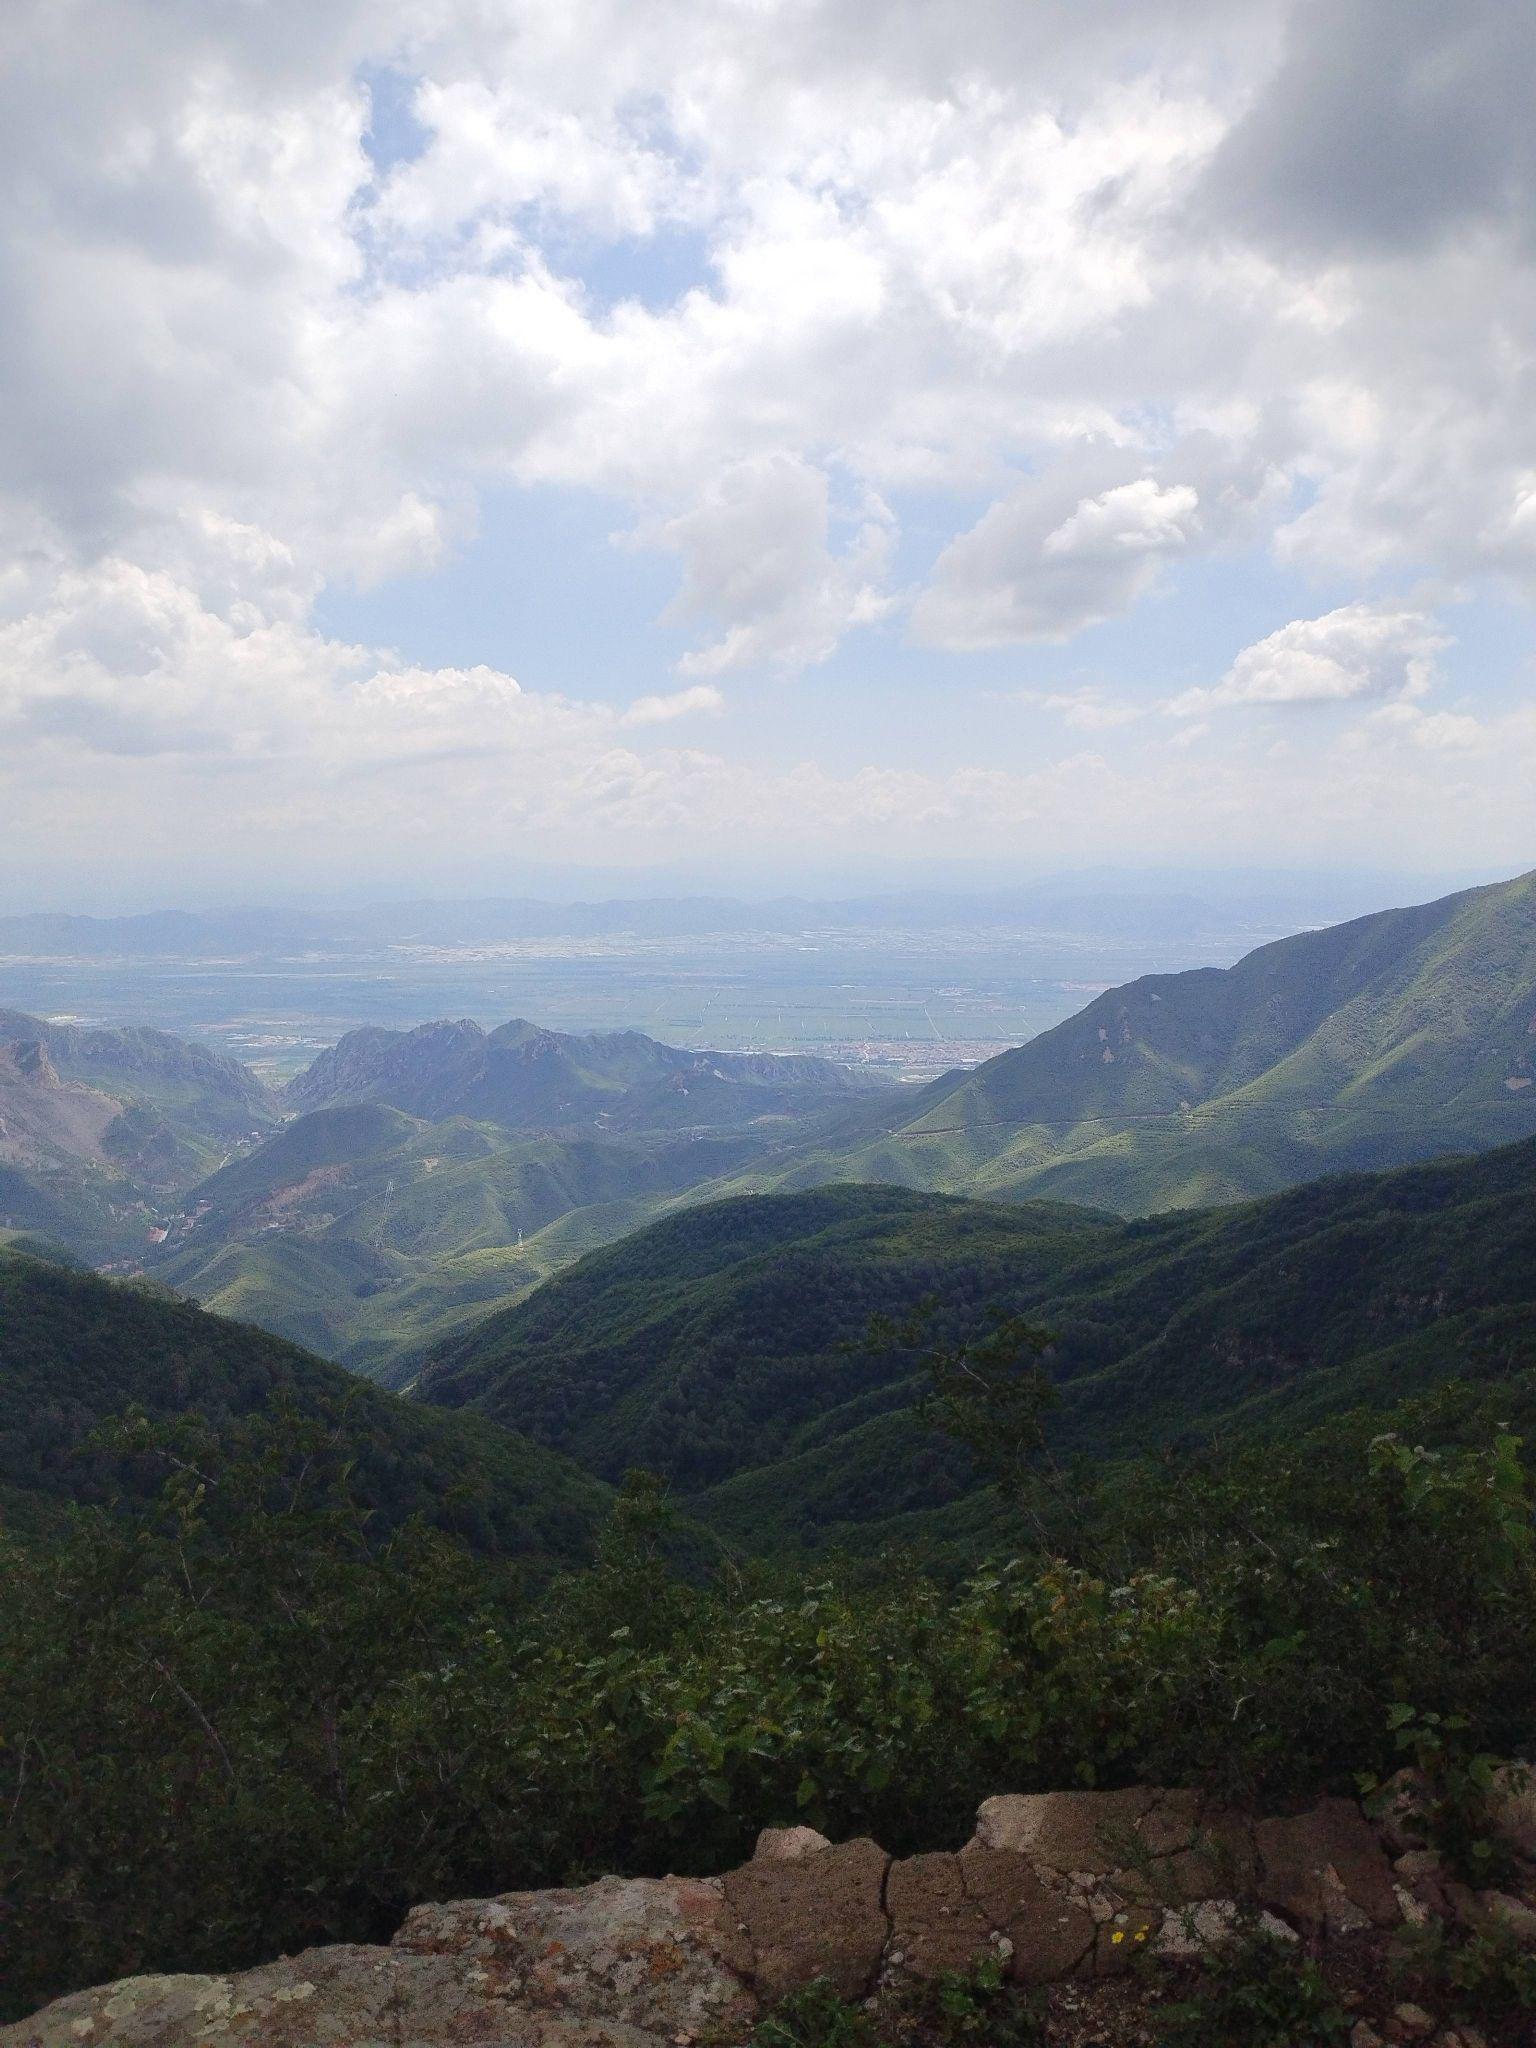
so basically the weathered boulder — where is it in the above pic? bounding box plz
[394,1873,756,2034]
[1485,1763,1536,1862]
[1372,1767,1433,1855]
[0,1878,759,2048]
[752,1826,833,1864]
[1463,1888,1536,1945]
[0,1945,674,2048]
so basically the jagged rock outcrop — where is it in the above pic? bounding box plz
[8,1782,1534,2046]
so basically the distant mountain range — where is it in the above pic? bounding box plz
[419,1133,1536,1550]
[0,875,1414,957]
[714,868,1536,1213]
[4,869,1535,1378]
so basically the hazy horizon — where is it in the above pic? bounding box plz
[0,860,1523,923]
[4,860,1524,1087]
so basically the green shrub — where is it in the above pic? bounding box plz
[748,1960,1042,2048]
[750,1979,883,2048]
[896,1956,1043,2048]
[1152,1931,1349,2047]
[1397,1920,1536,2024]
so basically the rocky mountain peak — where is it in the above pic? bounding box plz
[0,1039,60,1088]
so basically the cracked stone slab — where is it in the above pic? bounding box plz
[884,1853,999,1980]
[16,1781,1525,2045]
[970,1788,1159,1875]
[956,1846,1097,1984]
[722,1836,890,2001]
[1158,1807,1260,1903]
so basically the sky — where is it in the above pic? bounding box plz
[2,0,1535,906]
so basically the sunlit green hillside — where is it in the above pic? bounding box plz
[708,869,1536,1213]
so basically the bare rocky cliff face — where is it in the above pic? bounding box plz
[9,1778,1535,2048]
[0,1012,279,1201]
[0,1013,277,1131]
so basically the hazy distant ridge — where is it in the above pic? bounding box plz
[285,1014,890,1128]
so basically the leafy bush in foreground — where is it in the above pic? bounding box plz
[3,1387,1535,2021]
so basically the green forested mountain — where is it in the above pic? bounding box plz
[153,1105,770,1375]
[420,1136,1536,1546]
[0,1245,605,1557]
[133,1018,891,1373]
[11,873,1536,1397]
[286,1014,891,1127]
[713,869,1536,1214]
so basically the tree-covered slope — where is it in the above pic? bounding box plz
[141,1017,895,1376]
[0,1247,606,1559]
[419,1138,1536,1544]
[154,1105,768,1376]
[420,1184,1121,1490]
[714,869,1536,1213]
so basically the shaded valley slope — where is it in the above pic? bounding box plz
[0,1246,605,1560]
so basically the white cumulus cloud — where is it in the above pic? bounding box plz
[1168,603,1449,715]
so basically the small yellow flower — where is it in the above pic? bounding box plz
[1111,1931,1124,1944]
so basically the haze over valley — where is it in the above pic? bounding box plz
[0,874,1404,1084]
